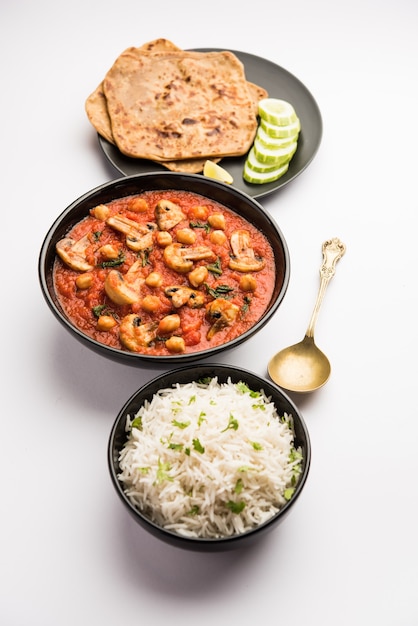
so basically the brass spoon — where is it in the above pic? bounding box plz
[268,238,346,393]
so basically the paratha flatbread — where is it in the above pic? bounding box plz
[103,49,258,161]
[85,38,268,173]
[85,39,181,146]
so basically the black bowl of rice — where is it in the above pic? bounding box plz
[108,364,311,551]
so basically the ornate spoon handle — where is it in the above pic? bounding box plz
[305,238,346,339]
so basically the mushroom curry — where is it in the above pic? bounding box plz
[54,189,276,355]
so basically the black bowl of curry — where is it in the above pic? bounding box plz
[39,172,290,365]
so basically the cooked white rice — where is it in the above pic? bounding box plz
[118,376,303,539]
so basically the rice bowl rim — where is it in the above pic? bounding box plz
[108,363,311,550]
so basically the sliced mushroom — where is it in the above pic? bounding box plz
[165,285,205,309]
[106,214,157,251]
[163,243,215,274]
[182,246,216,262]
[205,298,240,340]
[104,259,144,305]
[155,199,186,230]
[119,314,158,351]
[163,243,193,273]
[56,235,94,272]
[228,229,265,272]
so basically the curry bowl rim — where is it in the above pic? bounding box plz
[38,171,290,365]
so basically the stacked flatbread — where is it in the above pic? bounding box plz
[85,39,267,173]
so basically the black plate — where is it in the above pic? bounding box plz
[98,49,322,199]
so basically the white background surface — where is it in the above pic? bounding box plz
[2,1,417,624]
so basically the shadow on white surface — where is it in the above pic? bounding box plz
[109,504,291,597]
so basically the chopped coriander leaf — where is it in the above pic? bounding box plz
[204,282,233,298]
[221,413,239,432]
[187,505,200,516]
[192,438,205,454]
[226,500,246,514]
[92,230,102,241]
[238,465,257,472]
[171,419,190,429]
[168,442,183,451]
[251,442,263,451]
[188,395,196,405]
[234,478,244,494]
[236,382,262,398]
[197,412,206,426]
[242,295,251,313]
[206,257,222,275]
[138,248,151,266]
[198,376,213,385]
[185,447,191,456]
[131,416,143,430]
[91,304,117,320]
[289,448,303,463]
[155,459,173,484]
[99,251,126,268]
[284,488,295,501]
[189,220,211,233]
[92,304,108,318]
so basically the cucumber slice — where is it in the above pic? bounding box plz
[253,138,298,165]
[258,98,298,126]
[260,117,301,139]
[256,124,297,150]
[243,160,290,184]
[245,147,284,173]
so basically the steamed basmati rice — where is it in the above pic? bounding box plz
[118,377,302,539]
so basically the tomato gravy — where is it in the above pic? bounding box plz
[53,189,276,355]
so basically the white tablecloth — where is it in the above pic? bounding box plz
[2,1,417,624]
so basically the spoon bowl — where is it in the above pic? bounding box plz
[268,238,345,393]
[268,335,331,393]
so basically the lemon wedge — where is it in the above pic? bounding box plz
[258,98,298,126]
[203,160,233,184]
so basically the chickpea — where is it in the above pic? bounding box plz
[75,272,93,290]
[209,230,227,246]
[165,336,185,353]
[145,271,163,288]
[158,314,181,334]
[239,274,257,292]
[189,205,208,220]
[141,295,161,313]
[99,244,119,260]
[207,213,225,230]
[97,315,117,331]
[90,204,110,220]
[129,197,148,213]
[188,265,209,287]
[176,228,196,245]
[156,231,172,247]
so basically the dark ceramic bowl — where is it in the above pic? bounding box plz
[108,364,311,551]
[39,172,290,366]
